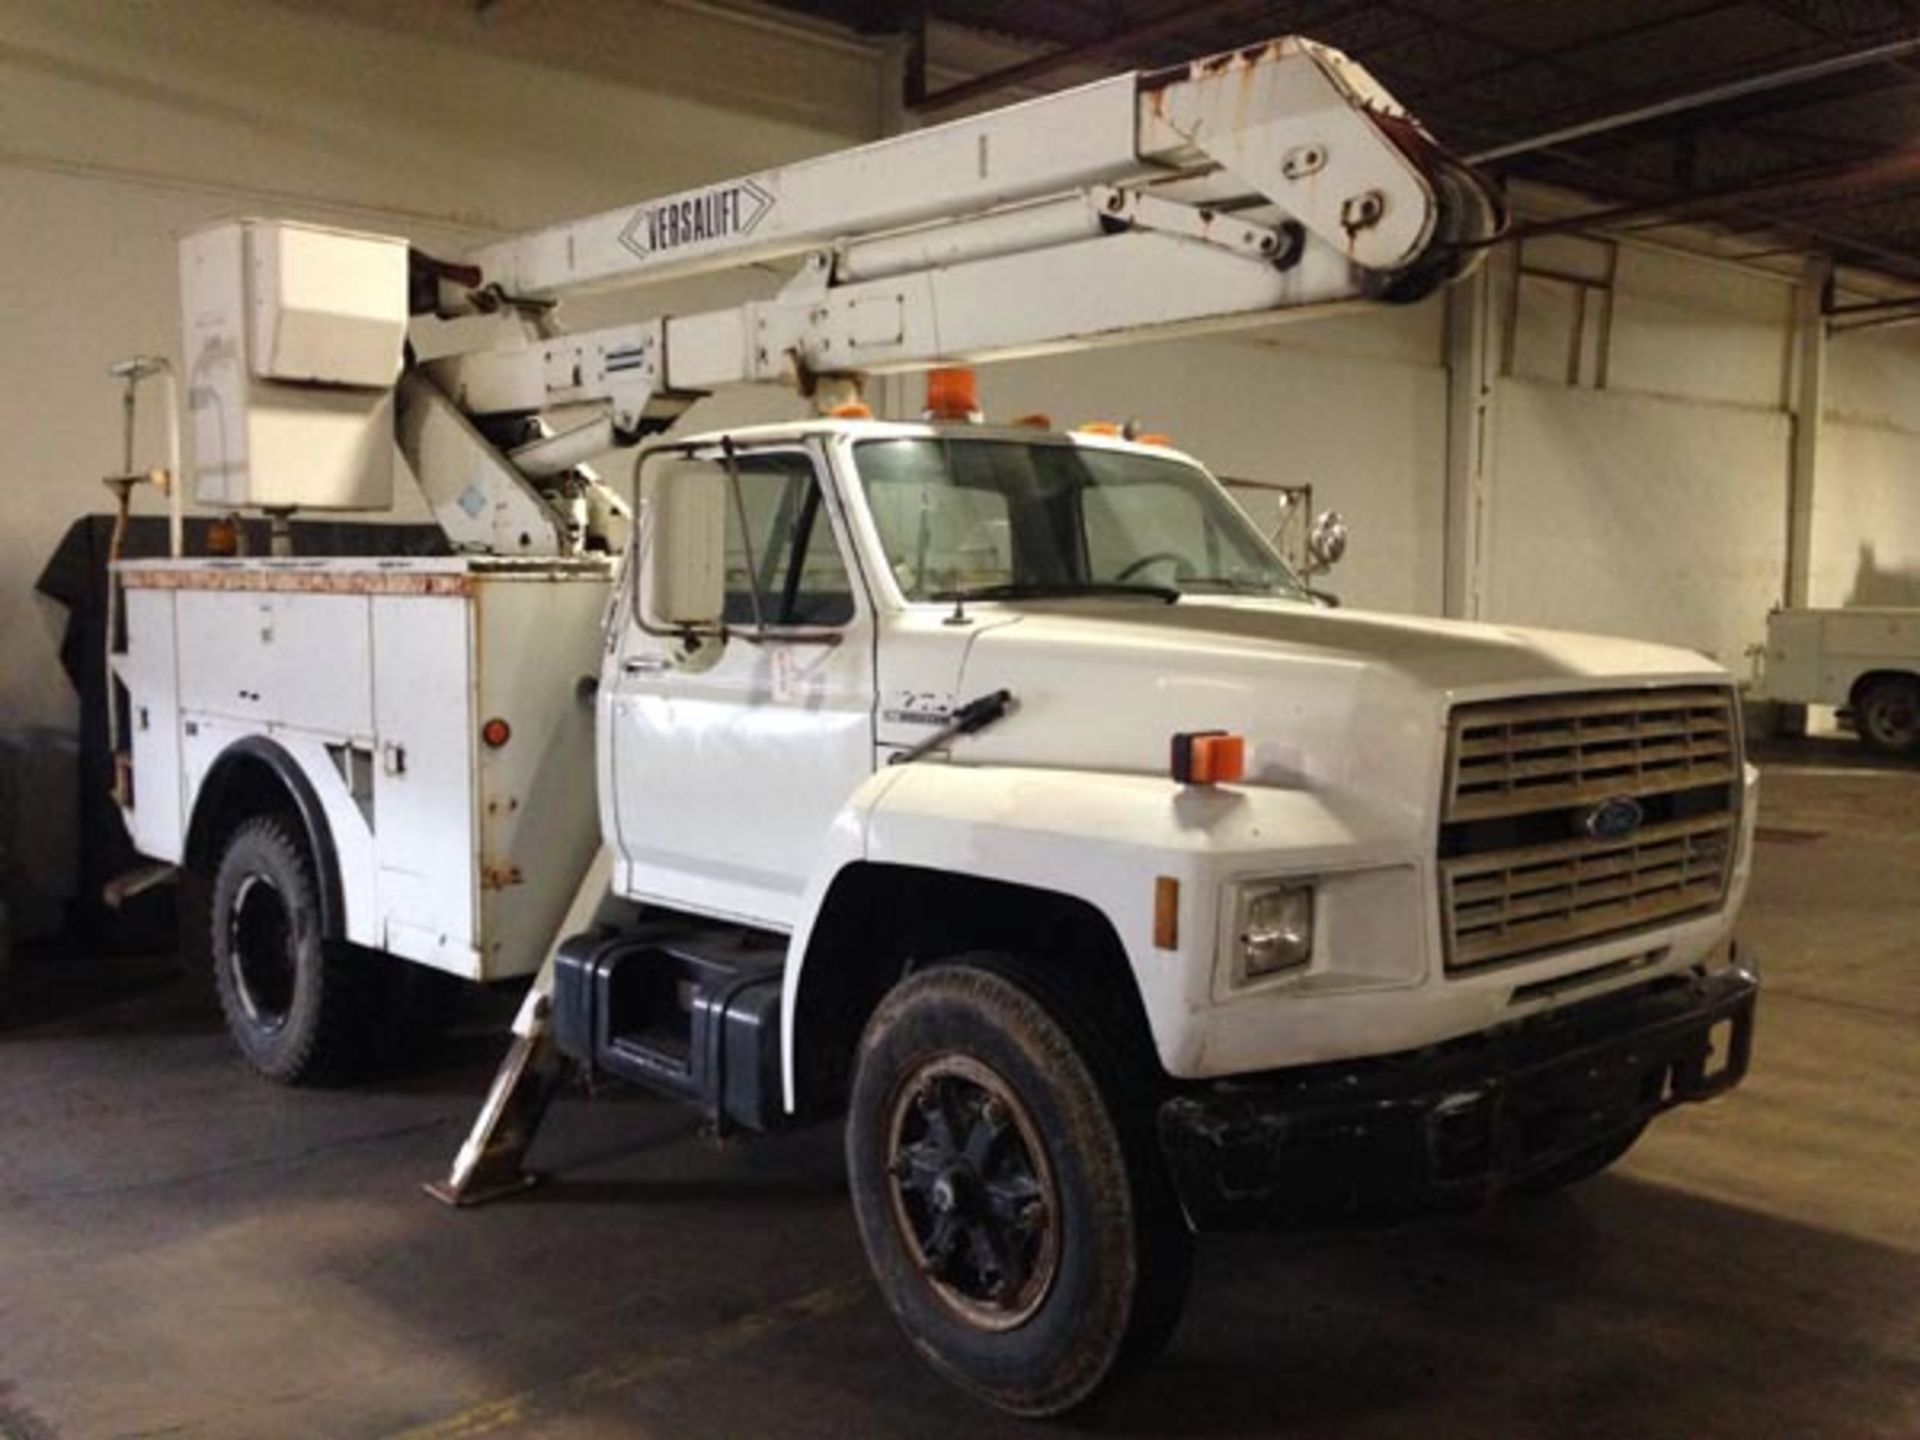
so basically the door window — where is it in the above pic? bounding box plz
[721,451,855,627]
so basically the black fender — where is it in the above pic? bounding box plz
[185,735,347,941]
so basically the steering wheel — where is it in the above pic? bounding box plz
[1113,551,1188,583]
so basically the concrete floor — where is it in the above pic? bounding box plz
[3,742,1917,1440]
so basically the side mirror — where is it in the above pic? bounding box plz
[1305,509,1349,576]
[640,457,727,630]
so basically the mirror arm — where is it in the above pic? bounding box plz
[628,610,731,645]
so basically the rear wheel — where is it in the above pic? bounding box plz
[210,815,372,1084]
[846,962,1190,1417]
[1855,675,1920,757]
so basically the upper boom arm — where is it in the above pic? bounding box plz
[193,35,1499,556]
[457,37,1495,312]
[420,36,1498,436]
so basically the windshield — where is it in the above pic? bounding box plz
[853,437,1309,603]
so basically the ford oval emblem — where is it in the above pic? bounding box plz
[1582,795,1645,842]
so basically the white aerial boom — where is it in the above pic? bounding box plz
[182,36,1501,554]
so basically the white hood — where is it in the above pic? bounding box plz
[947,597,1729,836]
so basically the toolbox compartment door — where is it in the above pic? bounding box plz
[372,593,478,975]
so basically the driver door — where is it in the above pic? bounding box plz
[608,443,876,929]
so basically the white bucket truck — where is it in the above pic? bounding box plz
[1752,606,1920,756]
[105,37,1758,1414]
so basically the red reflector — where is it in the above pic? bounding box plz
[481,718,512,749]
[1171,730,1246,785]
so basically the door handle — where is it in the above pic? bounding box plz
[622,654,670,676]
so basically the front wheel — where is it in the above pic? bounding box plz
[846,963,1190,1417]
[1856,675,1920,757]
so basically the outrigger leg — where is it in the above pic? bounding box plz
[425,847,611,1207]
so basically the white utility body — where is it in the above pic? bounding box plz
[115,557,609,977]
[105,35,1758,1417]
[1753,606,1920,756]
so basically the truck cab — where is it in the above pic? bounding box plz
[542,411,1761,1411]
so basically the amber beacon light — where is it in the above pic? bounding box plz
[924,366,982,422]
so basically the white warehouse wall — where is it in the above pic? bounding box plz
[1484,234,1920,667]
[1485,240,1799,670]
[1487,382,1790,668]
[1816,327,1920,610]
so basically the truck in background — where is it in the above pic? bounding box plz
[1753,606,1920,756]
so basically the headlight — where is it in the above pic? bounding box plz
[1234,881,1314,981]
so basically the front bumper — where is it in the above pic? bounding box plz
[1159,951,1758,1230]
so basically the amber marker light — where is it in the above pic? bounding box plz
[1153,876,1180,950]
[1170,730,1246,785]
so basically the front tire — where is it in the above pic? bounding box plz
[210,815,371,1084]
[846,963,1190,1417]
[1856,675,1920,757]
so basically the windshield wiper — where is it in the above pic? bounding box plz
[933,581,1180,605]
[933,583,1182,610]
[1179,575,1301,597]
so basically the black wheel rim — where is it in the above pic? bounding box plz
[1865,690,1918,747]
[885,1052,1060,1331]
[229,872,295,1034]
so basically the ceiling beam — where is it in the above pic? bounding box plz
[1470,33,1920,162]
[1506,145,1920,240]
[911,0,1271,112]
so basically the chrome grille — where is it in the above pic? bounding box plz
[1439,688,1739,973]
[1445,687,1737,823]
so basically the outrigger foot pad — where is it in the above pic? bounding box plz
[425,997,567,1208]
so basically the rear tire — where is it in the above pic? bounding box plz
[845,962,1191,1417]
[1855,675,1920,757]
[210,815,372,1084]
